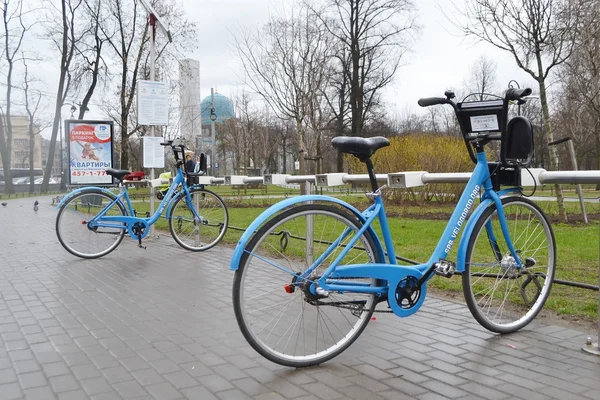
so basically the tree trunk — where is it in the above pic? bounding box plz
[42,1,70,193]
[120,113,128,170]
[336,115,344,172]
[350,1,360,136]
[28,123,34,194]
[538,78,567,222]
[282,133,287,174]
[0,113,14,194]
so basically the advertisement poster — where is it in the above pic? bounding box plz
[66,120,114,185]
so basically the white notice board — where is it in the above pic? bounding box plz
[143,136,165,168]
[138,80,169,126]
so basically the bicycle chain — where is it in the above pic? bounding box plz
[309,299,394,313]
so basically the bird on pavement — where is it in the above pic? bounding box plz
[1,202,6,207]
[34,200,39,212]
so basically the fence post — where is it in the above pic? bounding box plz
[306,180,313,267]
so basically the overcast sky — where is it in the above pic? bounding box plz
[20,0,536,138]
[183,0,534,113]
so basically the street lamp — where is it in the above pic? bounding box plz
[210,88,217,176]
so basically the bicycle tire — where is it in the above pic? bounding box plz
[463,196,556,333]
[56,189,127,259]
[232,204,381,367]
[168,187,228,251]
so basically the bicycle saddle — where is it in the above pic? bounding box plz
[331,136,390,160]
[105,169,131,180]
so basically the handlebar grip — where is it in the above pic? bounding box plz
[160,140,173,146]
[505,88,532,101]
[418,97,448,107]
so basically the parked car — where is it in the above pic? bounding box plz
[35,177,57,184]
[14,176,56,185]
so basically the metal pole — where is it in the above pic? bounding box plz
[210,88,215,176]
[306,180,313,266]
[583,233,600,356]
[566,139,588,223]
[149,15,156,237]
[59,117,65,191]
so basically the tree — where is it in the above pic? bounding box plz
[41,0,83,192]
[235,4,331,177]
[99,0,196,170]
[73,0,109,120]
[456,0,592,221]
[313,0,416,136]
[22,58,44,193]
[0,0,33,193]
[555,2,600,186]
[463,55,498,101]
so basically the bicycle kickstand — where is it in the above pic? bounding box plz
[137,234,146,250]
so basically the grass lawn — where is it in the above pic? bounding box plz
[113,187,600,322]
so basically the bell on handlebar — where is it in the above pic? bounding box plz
[444,90,455,100]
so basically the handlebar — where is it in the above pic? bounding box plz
[417,97,450,107]
[417,86,532,164]
[418,88,532,108]
[504,87,532,101]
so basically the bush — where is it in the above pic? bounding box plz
[346,134,472,203]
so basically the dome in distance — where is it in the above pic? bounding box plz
[201,92,234,125]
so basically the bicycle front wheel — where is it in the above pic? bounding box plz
[56,190,127,259]
[233,204,381,367]
[168,188,228,251]
[463,196,556,333]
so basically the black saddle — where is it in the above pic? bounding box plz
[331,136,390,160]
[105,169,131,180]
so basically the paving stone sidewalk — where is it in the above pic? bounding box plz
[0,195,599,400]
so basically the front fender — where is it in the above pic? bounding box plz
[229,195,385,271]
[456,188,520,272]
[56,187,118,209]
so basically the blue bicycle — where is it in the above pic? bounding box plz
[230,88,556,367]
[55,141,228,258]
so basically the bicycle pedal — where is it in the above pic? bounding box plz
[434,259,456,278]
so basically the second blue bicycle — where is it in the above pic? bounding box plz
[55,141,228,258]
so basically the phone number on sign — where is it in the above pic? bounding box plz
[71,171,107,177]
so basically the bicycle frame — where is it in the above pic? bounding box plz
[229,149,523,317]
[56,167,200,240]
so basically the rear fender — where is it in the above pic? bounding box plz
[56,187,119,209]
[229,195,385,270]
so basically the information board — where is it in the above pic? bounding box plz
[137,80,169,126]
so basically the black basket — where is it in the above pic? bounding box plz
[457,99,506,137]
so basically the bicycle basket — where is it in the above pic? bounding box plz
[501,116,534,167]
[457,99,506,137]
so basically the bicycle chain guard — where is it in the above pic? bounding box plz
[128,220,150,240]
[388,269,427,318]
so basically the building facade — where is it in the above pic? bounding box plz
[0,115,42,169]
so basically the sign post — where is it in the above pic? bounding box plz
[138,0,172,237]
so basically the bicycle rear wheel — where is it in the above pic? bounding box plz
[463,196,556,333]
[56,190,127,259]
[168,188,228,251]
[232,204,381,367]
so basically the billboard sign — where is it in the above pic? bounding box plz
[66,120,114,185]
